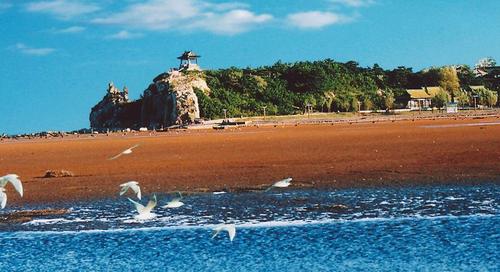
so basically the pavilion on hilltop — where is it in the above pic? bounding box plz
[177,51,201,71]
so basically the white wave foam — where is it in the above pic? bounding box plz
[24,218,91,225]
[445,196,465,200]
[7,214,496,237]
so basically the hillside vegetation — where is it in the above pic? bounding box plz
[196,59,497,119]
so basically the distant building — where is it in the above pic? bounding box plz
[473,66,500,78]
[404,86,443,110]
[406,88,432,110]
[469,85,487,92]
[177,51,201,71]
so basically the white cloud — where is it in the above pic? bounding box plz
[287,11,352,29]
[11,43,56,56]
[106,30,143,40]
[92,0,199,30]
[191,9,272,35]
[54,25,86,33]
[92,0,272,35]
[26,0,100,19]
[202,2,249,11]
[328,0,374,7]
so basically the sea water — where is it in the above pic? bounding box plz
[0,185,498,271]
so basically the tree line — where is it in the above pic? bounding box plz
[194,58,498,119]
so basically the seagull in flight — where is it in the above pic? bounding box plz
[0,188,7,209]
[162,192,184,208]
[0,174,24,209]
[108,144,140,160]
[119,181,141,200]
[128,194,157,220]
[265,177,292,192]
[212,224,236,242]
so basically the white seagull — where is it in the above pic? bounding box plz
[212,224,236,242]
[108,144,140,160]
[128,194,157,220]
[0,188,7,209]
[119,181,141,200]
[162,192,184,208]
[265,177,293,192]
[0,174,24,209]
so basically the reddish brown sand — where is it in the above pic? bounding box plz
[1,117,499,205]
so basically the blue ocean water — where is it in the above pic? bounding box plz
[0,185,498,271]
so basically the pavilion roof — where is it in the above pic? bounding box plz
[177,51,201,60]
[407,89,432,99]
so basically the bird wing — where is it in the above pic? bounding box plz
[171,197,182,203]
[0,190,7,209]
[264,185,274,192]
[226,225,236,241]
[129,144,140,150]
[3,174,23,197]
[211,228,221,239]
[177,191,183,199]
[129,183,141,200]
[119,184,130,196]
[108,152,124,160]
[0,176,7,187]
[144,194,157,212]
[128,198,145,214]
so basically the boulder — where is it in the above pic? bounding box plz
[43,169,74,178]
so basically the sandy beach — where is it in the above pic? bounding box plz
[1,115,499,205]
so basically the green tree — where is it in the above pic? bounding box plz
[323,91,336,112]
[362,97,374,111]
[475,87,498,107]
[351,97,360,112]
[439,66,461,98]
[475,57,496,69]
[432,89,449,108]
[384,91,395,110]
[455,91,470,107]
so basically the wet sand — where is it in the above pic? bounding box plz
[1,116,500,205]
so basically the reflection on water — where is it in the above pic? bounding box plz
[0,185,498,271]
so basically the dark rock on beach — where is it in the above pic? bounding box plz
[43,169,75,178]
[0,209,69,224]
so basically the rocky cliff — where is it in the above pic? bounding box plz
[90,70,210,130]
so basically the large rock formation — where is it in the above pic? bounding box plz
[89,82,141,129]
[90,69,210,130]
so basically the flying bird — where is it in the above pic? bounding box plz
[162,192,184,208]
[119,181,141,200]
[265,177,292,192]
[0,174,24,209]
[128,194,157,220]
[212,224,236,242]
[108,144,140,160]
[0,174,23,197]
[0,188,7,209]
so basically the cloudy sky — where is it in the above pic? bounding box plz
[0,0,499,134]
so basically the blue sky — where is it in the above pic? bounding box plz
[0,0,499,134]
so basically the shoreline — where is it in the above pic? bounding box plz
[1,112,499,205]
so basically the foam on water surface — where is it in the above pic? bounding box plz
[0,185,498,271]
